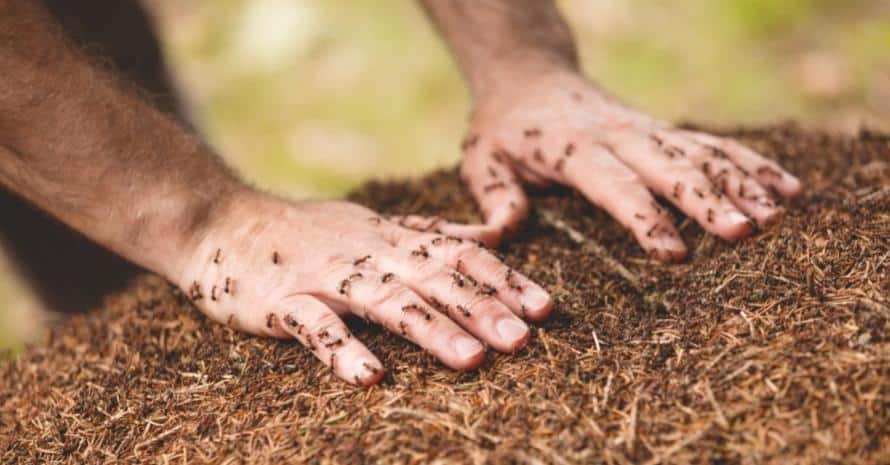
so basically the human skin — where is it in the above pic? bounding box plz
[415,0,802,261]
[0,1,550,386]
[0,1,800,386]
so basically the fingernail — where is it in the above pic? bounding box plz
[454,335,484,360]
[726,211,749,226]
[496,318,529,346]
[522,287,552,313]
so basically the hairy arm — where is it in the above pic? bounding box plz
[0,1,244,279]
[418,0,578,98]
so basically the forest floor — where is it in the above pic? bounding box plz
[1,125,888,464]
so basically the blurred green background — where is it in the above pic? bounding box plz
[1,0,888,352]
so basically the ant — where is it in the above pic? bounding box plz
[354,255,372,266]
[338,279,351,295]
[210,286,218,301]
[706,208,715,223]
[266,313,276,329]
[431,237,444,246]
[363,362,380,374]
[189,281,203,301]
[524,128,541,138]
[505,268,523,292]
[213,248,222,264]
[224,277,232,295]
[411,245,430,259]
[646,224,659,238]
[272,251,280,265]
[477,283,497,297]
[456,305,471,318]
[461,134,479,151]
[756,166,783,178]
[650,135,664,147]
[564,143,575,157]
[692,187,705,199]
[451,272,465,288]
[483,181,507,193]
[381,273,395,283]
[649,201,664,215]
[710,146,729,159]
[672,182,684,200]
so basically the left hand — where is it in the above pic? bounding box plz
[394,68,802,261]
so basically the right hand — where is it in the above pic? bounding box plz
[175,192,553,386]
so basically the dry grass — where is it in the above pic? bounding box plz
[1,124,888,464]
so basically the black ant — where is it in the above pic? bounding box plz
[646,224,659,238]
[456,305,471,318]
[756,165,783,178]
[524,128,541,138]
[363,362,380,374]
[707,208,715,223]
[189,281,203,301]
[210,285,218,301]
[650,135,664,147]
[477,283,497,297]
[692,187,705,199]
[382,273,395,283]
[224,277,232,294]
[411,245,430,259]
[672,182,684,199]
[506,268,523,292]
[483,181,507,193]
[266,313,276,329]
[272,251,280,265]
[354,255,372,266]
[451,272,465,288]
[431,237,444,246]
[564,143,575,157]
[213,248,222,264]
[461,134,479,151]
[338,279,350,295]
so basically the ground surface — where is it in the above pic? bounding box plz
[1,125,888,464]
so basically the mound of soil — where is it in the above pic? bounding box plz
[1,125,888,464]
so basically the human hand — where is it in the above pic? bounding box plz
[397,69,802,261]
[175,193,553,385]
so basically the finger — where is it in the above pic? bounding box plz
[679,130,802,198]
[387,214,502,247]
[561,142,687,261]
[602,131,754,241]
[377,247,530,353]
[461,142,529,243]
[277,294,384,386]
[322,265,486,370]
[654,130,784,226]
[398,233,554,321]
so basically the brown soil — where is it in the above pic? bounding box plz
[1,125,889,464]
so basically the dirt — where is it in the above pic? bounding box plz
[1,124,888,464]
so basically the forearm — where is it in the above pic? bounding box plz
[418,0,578,97]
[0,2,245,279]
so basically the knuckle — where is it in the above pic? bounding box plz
[370,282,414,309]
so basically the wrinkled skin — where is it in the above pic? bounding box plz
[179,194,553,385]
[395,70,802,260]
